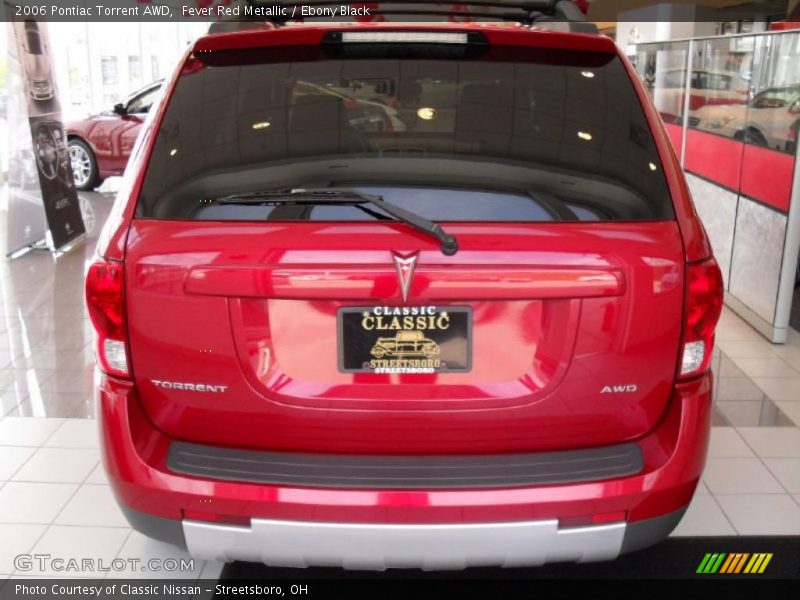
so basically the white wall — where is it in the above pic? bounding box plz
[48,22,207,122]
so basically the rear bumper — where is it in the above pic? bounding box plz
[97,372,712,568]
[120,504,685,570]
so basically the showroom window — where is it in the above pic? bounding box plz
[46,22,206,121]
[129,55,143,89]
[638,31,800,156]
[636,28,800,342]
[635,41,691,127]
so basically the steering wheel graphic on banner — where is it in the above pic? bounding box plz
[33,122,60,181]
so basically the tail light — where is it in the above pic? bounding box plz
[86,259,130,379]
[679,258,723,379]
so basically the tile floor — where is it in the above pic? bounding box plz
[0,188,799,579]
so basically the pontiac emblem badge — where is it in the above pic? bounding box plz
[393,254,417,303]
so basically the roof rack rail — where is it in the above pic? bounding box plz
[228,1,597,32]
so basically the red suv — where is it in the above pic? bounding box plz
[86,18,723,570]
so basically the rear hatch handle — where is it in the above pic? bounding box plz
[184,264,625,301]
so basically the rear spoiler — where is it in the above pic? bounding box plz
[209,1,598,35]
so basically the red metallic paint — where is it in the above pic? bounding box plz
[97,371,711,525]
[66,112,145,179]
[90,23,720,539]
[184,265,626,300]
[194,22,617,55]
[124,220,685,453]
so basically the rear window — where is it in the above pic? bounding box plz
[136,43,674,222]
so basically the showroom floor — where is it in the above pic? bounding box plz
[0,189,799,579]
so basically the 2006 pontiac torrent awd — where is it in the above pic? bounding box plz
[87,13,723,570]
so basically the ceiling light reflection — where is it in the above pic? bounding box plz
[417,107,437,120]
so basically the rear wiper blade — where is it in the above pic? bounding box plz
[218,189,459,256]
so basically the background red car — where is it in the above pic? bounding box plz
[66,80,162,190]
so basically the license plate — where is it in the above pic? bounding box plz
[338,306,472,374]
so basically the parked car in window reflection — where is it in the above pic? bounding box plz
[692,84,800,152]
[66,80,162,190]
[651,68,748,124]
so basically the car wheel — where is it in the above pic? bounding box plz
[733,127,769,146]
[68,139,102,190]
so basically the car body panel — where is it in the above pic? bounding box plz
[67,115,144,177]
[124,219,684,454]
[98,370,711,524]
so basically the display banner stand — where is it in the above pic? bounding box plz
[5,10,85,258]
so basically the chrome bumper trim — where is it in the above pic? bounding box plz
[183,517,626,570]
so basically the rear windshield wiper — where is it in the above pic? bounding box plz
[217,189,459,256]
